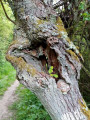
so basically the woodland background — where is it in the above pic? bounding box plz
[0,0,90,119]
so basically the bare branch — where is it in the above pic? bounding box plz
[81,64,90,78]
[53,1,66,9]
[0,0,16,25]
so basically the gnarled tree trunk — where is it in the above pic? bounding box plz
[6,0,90,120]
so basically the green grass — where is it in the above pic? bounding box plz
[0,1,15,96]
[10,85,51,120]
[0,56,16,95]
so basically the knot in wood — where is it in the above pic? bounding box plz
[57,80,70,94]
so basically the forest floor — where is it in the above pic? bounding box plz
[0,80,19,120]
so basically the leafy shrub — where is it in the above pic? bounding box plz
[10,85,51,120]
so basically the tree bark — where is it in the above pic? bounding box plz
[6,0,90,120]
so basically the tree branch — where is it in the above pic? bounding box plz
[81,64,90,78]
[53,1,67,9]
[0,0,16,25]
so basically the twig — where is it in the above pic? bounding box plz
[53,1,66,9]
[81,64,90,78]
[0,0,16,25]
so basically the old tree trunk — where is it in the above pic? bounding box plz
[6,0,90,120]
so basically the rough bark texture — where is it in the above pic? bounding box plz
[6,0,90,120]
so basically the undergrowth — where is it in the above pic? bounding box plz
[0,56,16,95]
[0,1,16,96]
[10,84,51,120]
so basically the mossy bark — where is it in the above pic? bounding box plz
[6,0,89,120]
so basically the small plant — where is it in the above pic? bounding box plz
[79,1,86,10]
[79,1,90,21]
[48,65,58,78]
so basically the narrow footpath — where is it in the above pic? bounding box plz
[0,80,19,120]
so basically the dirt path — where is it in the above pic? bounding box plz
[0,80,19,120]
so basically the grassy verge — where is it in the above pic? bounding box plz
[0,56,16,96]
[10,84,51,120]
[0,1,15,96]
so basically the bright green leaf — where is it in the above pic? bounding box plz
[48,69,53,74]
[50,66,53,70]
[53,74,58,78]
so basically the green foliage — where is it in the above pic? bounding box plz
[0,1,16,95]
[79,1,86,10]
[0,1,14,51]
[81,11,90,21]
[79,1,90,21]
[48,66,53,74]
[10,85,51,120]
[0,58,16,95]
[48,66,58,78]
